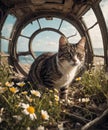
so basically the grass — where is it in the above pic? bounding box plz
[0,63,61,130]
[80,65,108,105]
[0,62,108,130]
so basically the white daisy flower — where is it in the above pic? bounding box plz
[30,90,41,97]
[5,81,14,87]
[26,127,30,130]
[37,125,45,130]
[41,110,49,120]
[21,103,37,120]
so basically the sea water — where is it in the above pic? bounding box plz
[19,48,104,64]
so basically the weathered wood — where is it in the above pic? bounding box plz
[81,108,108,130]
[63,111,89,125]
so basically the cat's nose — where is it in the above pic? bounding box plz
[73,58,77,62]
[73,56,78,62]
[73,56,80,65]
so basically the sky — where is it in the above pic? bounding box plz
[1,0,108,56]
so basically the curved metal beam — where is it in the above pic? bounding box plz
[91,3,108,71]
[29,27,65,59]
[7,10,92,75]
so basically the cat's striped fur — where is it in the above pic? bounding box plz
[28,36,86,100]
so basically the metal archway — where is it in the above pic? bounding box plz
[0,0,108,76]
[9,12,89,76]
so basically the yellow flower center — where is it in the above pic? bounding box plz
[75,77,81,81]
[42,114,47,120]
[9,87,17,93]
[27,106,35,114]
[41,110,49,120]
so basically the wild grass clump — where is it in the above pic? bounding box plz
[0,63,13,84]
[0,62,108,130]
[0,63,61,130]
[80,65,108,105]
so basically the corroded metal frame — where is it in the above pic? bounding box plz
[8,12,87,75]
[0,0,108,75]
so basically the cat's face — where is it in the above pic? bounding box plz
[58,36,86,66]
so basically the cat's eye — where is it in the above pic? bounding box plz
[77,52,80,56]
[1,0,107,76]
[77,52,83,59]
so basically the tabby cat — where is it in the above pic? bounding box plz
[28,36,86,100]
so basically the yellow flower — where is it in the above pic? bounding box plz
[54,95,59,102]
[54,88,59,94]
[9,87,19,93]
[16,82,25,87]
[5,81,14,87]
[41,110,49,120]
[21,91,28,95]
[21,103,37,120]
[27,106,35,114]
[49,90,53,93]
[75,77,81,81]
[30,90,41,97]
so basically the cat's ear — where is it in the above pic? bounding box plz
[59,36,68,47]
[77,37,86,49]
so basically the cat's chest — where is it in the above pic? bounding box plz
[54,66,78,88]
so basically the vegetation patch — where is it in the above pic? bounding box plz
[0,63,108,130]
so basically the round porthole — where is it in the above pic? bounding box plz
[9,15,87,76]
[0,0,108,76]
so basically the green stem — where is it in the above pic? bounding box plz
[38,94,47,111]
[2,95,14,110]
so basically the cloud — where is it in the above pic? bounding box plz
[48,41,57,45]
[82,2,108,48]
[100,0,108,24]
[32,39,58,52]
[82,8,97,28]
[1,23,13,37]
[60,22,77,37]
[17,37,29,52]
[2,0,107,54]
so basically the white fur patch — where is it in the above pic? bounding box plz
[55,55,81,89]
